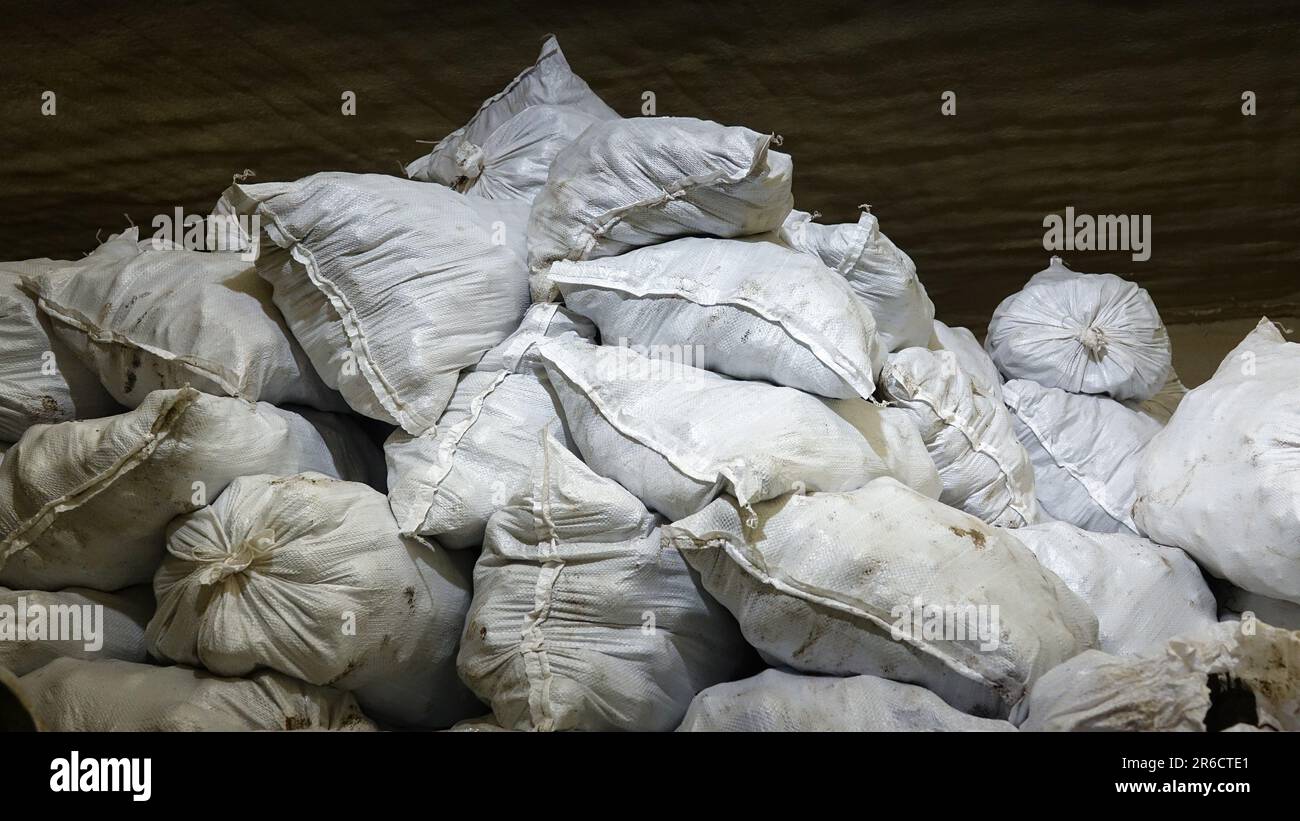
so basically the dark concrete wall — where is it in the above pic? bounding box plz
[2,0,1296,329]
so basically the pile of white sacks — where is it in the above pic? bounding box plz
[0,37,1296,732]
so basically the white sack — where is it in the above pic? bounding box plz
[527,116,794,301]
[1017,622,1300,731]
[1003,378,1161,534]
[1124,369,1187,424]
[552,237,884,398]
[539,338,939,521]
[985,257,1171,400]
[0,387,378,591]
[385,303,596,547]
[22,228,342,411]
[880,347,1037,526]
[664,477,1098,718]
[929,319,1002,402]
[0,253,120,442]
[1135,319,1300,602]
[1008,521,1216,655]
[147,472,475,729]
[406,36,617,188]
[222,171,530,434]
[0,586,153,676]
[458,432,749,731]
[677,668,1017,732]
[778,208,934,351]
[20,658,376,731]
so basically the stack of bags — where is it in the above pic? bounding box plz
[0,37,1294,732]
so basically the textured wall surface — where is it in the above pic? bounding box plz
[2,0,1296,329]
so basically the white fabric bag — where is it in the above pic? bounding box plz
[985,257,1171,400]
[406,35,618,188]
[23,228,342,411]
[1124,369,1187,424]
[1008,522,1216,655]
[385,303,596,547]
[0,253,120,442]
[458,432,750,731]
[1002,378,1161,534]
[147,472,476,729]
[929,320,1002,402]
[0,585,153,676]
[527,116,794,301]
[552,237,884,399]
[664,478,1098,718]
[677,668,1017,732]
[0,387,379,591]
[1134,319,1300,602]
[19,658,376,731]
[538,338,939,520]
[221,172,530,434]
[880,347,1038,526]
[1016,622,1300,731]
[778,208,934,351]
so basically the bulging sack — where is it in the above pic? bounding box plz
[929,320,1002,402]
[22,228,342,411]
[880,346,1037,526]
[20,658,376,731]
[0,585,153,676]
[985,257,1171,401]
[1003,378,1161,534]
[1008,522,1216,655]
[0,255,120,442]
[222,172,530,434]
[1134,319,1300,603]
[458,432,750,731]
[677,668,1017,732]
[147,473,476,729]
[663,477,1098,718]
[385,303,596,547]
[406,35,618,189]
[1016,622,1300,731]
[527,116,794,301]
[0,388,379,591]
[778,208,934,351]
[538,338,939,521]
[551,237,884,399]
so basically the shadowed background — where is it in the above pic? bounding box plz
[2,0,1296,342]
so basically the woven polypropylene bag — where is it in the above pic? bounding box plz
[20,658,376,731]
[664,478,1097,718]
[1016,622,1300,731]
[22,228,342,411]
[527,116,793,301]
[778,208,934,351]
[385,303,596,547]
[1008,521,1216,655]
[221,172,530,434]
[552,236,885,399]
[929,320,1002,402]
[1003,378,1161,534]
[538,338,939,521]
[0,586,153,676]
[880,347,1037,526]
[1134,319,1300,603]
[406,35,618,187]
[0,252,120,442]
[147,473,476,729]
[0,388,379,591]
[985,257,1171,401]
[457,431,750,731]
[677,669,1017,732]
